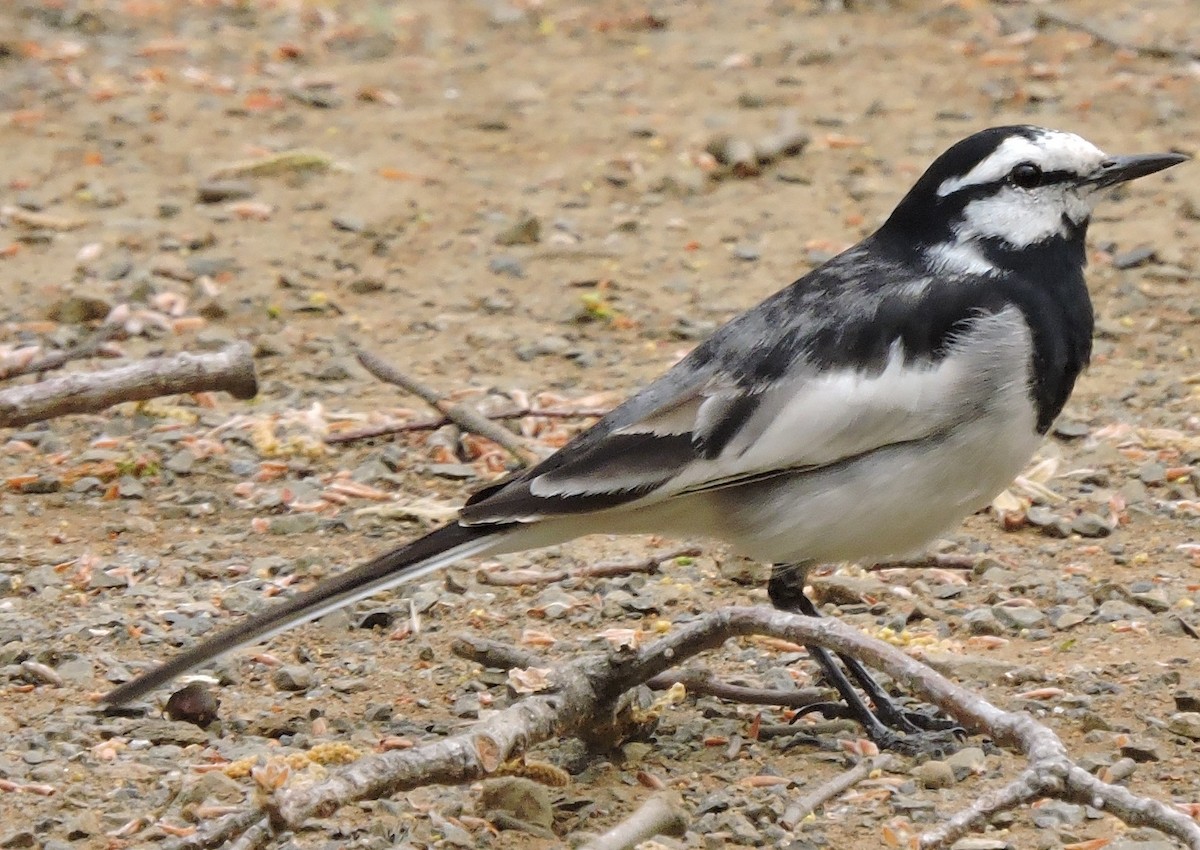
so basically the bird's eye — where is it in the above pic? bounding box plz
[1010,163,1043,189]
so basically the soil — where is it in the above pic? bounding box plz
[0,1,1198,848]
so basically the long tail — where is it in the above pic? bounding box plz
[102,523,508,706]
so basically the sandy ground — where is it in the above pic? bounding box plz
[0,1,1198,848]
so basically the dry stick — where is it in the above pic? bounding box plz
[867,553,978,572]
[0,343,258,429]
[164,608,1200,850]
[352,347,540,466]
[1,319,124,380]
[645,667,831,710]
[578,791,688,850]
[477,545,702,587]
[1034,10,1200,61]
[779,755,891,830]
[326,404,611,444]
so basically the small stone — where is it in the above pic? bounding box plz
[494,214,541,246]
[117,476,145,499]
[920,651,1018,683]
[733,243,760,261]
[165,683,220,727]
[1138,461,1167,485]
[1052,419,1090,438]
[1166,712,1200,740]
[165,449,196,475]
[992,604,1046,630]
[122,718,210,746]
[46,294,112,323]
[0,831,36,848]
[963,607,1003,636]
[196,179,256,203]
[348,275,385,294]
[1070,512,1113,538]
[912,760,955,789]
[1175,691,1200,712]
[1049,610,1088,630]
[489,255,525,277]
[478,777,554,830]
[271,665,314,692]
[18,475,60,494]
[1030,800,1084,828]
[944,746,987,778]
[331,214,366,233]
[1118,739,1161,762]
[268,514,320,535]
[1112,244,1156,269]
[950,839,1009,850]
[1096,599,1148,622]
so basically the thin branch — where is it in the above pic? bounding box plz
[1034,10,1200,62]
[867,553,977,572]
[779,754,892,829]
[477,545,702,587]
[352,347,540,465]
[161,607,1200,850]
[578,791,688,850]
[1,319,124,380]
[325,404,611,445]
[646,667,831,709]
[0,343,257,428]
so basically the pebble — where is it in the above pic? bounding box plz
[489,255,525,277]
[1119,739,1161,763]
[963,607,1002,636]
[268,514,321,535]
[271,665,315,692]
[1070,512,1113,538]
[196,179,256,203]
[165,449,196,474]
[944,746,986,778]
[991,604,1046,630]
[331,214,367,233]
[1112,244,1156,269]
[477,777,554,830]
[1030,800,1083,827]
[1138,461,1167,485]
[911,759,955,789]
[1166,712,1200,740]
[494,214,541,245]
[950,839,1009,850]
[733,243,760,261]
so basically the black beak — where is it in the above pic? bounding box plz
[1085,152,1188,189]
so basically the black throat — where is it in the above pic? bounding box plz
[974,221,1094,432]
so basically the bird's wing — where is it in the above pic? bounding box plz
[462,252,1025,525]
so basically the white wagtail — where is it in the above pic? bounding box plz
[105,126,1185,742]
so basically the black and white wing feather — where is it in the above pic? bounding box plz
[461,239,1031,526]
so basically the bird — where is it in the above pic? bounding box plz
[104,126,1185,744]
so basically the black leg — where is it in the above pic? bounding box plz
[767,564,906,745]
[768,563,961,747]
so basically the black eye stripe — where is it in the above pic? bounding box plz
[945,169,1080,200]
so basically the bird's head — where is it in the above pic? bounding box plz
[881,125,1186,273]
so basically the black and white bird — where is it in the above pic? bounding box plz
[104,126,1185,742]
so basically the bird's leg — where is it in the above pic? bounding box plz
[767,563,910,744]
[768,564,959,743]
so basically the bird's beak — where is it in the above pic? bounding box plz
[1084,152,1189,188]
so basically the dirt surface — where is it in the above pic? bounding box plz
[1,1,1198,848]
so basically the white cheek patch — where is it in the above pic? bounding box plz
[936,130,1107,197]
[956,184,1095,247]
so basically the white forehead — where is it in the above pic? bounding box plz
[937,130,1107,197]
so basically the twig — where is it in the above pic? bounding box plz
[325,404,611,444]
[867,553,978,572]
[0,343,257,429]
[645,667,831,709]
[1,320,124,380]
[353,347,541,465]
[779,755,890,829]
[1034,10,1200,62]
[477,545,702,587]
[578,791,688,850]
[161,608,1200,850]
